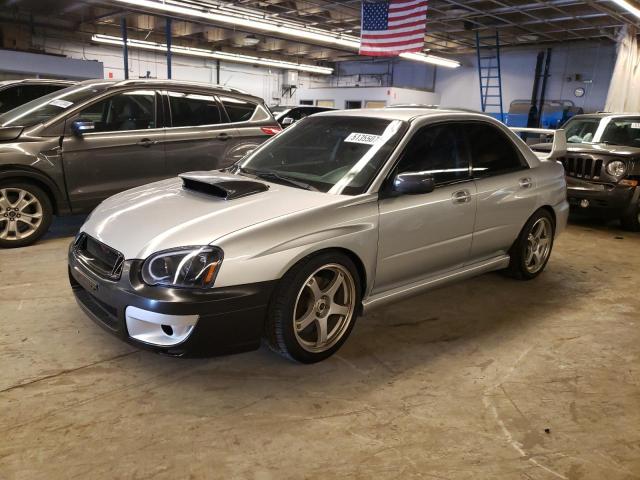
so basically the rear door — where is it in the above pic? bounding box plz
[61,88,166,211]
[162,89,241,174]
[463,122,537,262]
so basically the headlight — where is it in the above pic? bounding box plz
[606,160,626,177]
[142,246,223,289]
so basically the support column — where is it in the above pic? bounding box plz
[121,16,129,79]
[166,17,172,79]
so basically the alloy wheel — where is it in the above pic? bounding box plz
[525,217,552,274]
[293,263,357,353]
[0,188,44,241]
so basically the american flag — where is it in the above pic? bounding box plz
[359,0,428,56]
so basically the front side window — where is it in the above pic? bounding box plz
[168,91,223,127]
[465,123,526,177]
[76,90,156,132]
[564,117,601,143]
[396,123,469,185]
[235,116,407,195]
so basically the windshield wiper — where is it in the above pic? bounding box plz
[249,170,317,191]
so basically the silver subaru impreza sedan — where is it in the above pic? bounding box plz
[68,108,568,363]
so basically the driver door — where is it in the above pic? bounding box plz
[61,89,166,212]
[374,123,477,294]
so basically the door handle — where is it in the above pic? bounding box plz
[137,138,157,147]
[519,177,533,189]
[452,190,471,204]
[217,133,232,141]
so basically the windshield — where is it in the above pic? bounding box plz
[233,116,407,195]
[0,83,112,127]
[564,117,640,147]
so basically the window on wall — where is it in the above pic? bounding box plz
[168,91,223,127]
[365,101,386,109]
[76,90,156,132]
[300,100,313,105]
[345,100,362,109]
[316,100,335,108]
[397,123,470,186]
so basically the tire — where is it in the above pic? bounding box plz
[505,209,555,280]
[265,251,361,363]
[620,202,640,232]
[0,181,53,248]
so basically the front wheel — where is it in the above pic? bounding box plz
[505,209,555,280]
[620,201,640,231]
[0,182,53,248]
[265,252,361,363]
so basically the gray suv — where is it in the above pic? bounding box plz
[0,79,281,247]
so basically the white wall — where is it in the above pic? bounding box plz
[31,36,330,106]
[295,86,440,109]
[437,41,616,114]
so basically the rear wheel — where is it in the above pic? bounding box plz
[505,209,555,280]
[0,182,52,248]
[265,252,361,363]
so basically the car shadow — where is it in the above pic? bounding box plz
[44,215,87,240]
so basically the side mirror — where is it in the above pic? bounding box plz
[392,172,436,195]
[281,117,294,126]
[71,119,95,136]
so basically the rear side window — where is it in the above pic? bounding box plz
[168,91,223,127]
[220,96,264,122]
[397,123,469,185]
[465,123,526,176]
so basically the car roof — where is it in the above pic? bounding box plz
[0,78,76,86]
[75,79,262,101]
[313,107,493,123]
[570,113,640,120]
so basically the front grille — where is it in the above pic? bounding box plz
[560,156,604,180]
[73,234,124,280]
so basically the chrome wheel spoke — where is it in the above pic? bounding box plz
[293,263,356,353]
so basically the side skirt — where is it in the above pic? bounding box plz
[362,255,510,314]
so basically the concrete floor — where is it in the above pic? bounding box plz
[0,217,639,480]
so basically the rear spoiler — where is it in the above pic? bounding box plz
[509,127,566,161]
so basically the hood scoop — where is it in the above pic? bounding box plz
[179,171,269,200]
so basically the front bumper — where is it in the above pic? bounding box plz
[68,245,276,357]
[566,177,639,216]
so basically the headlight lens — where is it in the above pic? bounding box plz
[142,246,223,289]
[606,160,626,177]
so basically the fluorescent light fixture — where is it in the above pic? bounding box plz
[91,34,334,74]
[610,0,640,18]
[105,0,460,68]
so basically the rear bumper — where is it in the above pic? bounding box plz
[68,245,276,357]
[566,177,639,216]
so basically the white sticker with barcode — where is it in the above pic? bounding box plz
[48,99,73,108]
[344,132,381,145]
[631,123,640,129]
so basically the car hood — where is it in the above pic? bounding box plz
[531,142,640,157]
[81,173,346,260]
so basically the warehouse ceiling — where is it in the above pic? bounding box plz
[0,0,638,68]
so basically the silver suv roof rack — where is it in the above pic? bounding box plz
[111,79,249,95]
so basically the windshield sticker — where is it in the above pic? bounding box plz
[48,99,73,108]
[344,132,381,145]
[631,123,640,129]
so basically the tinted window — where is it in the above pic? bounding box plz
[77,90,156,132]
[0,83,111,127]
[600,117,640,147]
[397,124,469,185]
[220,96,257,122]
[0,84,68,114]
[466,123,525,176]
[168,91,222,127]
[236,116,407,195]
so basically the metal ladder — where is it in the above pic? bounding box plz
[475,31,505,123]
